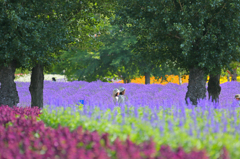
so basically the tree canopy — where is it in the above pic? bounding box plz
[0,0,116,107]
[0,0,115,68]
[114,0,240,104]
[54,24,139,82]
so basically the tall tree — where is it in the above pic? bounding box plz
[57,25,139,82]
[0,0,114,108]
[131,39,158,84]
[119,20,180,85]
[114,0,240,105]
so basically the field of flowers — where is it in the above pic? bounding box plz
[1,106,219,159]
[14,73,240,84]
[115,75,240,85]
[11,80,240,158]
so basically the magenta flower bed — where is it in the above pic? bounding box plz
[0,106,229,159]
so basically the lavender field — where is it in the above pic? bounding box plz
[16,81,239,108]
[15,81,240,158]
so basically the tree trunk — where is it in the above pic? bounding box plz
[232,69,237,81]
[207,74,221,103]
[185,68,207,105]
[145,72,150,84]
[0,62,19,107]
[123,79,131,83]
[179,73,182,85]
[227,74,230,82]
[29,64,44,108]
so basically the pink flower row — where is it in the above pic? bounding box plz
[0,106,229,159]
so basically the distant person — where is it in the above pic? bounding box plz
[118,87,126,104]
[235,94,240,105]
[112,88,120,104]
[235,94,240,101]
[52,77,56,82]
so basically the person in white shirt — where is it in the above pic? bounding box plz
[118,87,126,104]
[112,88,120,104]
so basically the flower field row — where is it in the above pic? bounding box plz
[40,102,238,159]
[115,75,240,85]
[115,75,189,85]
[14,81,240,158]
[0,106,217,159]
[16,81,240,108]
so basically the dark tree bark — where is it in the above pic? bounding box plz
[29,64,44,108]
[0,62,19,107]
[207,74,221,103]
[185,68,207,105]
[145,72,150,84]
[232,69,237,81]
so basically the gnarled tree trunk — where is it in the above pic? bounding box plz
[185,68,207,105]
[145,72,150,84]
[0,62,19,107]
[207,74,221,103]
[29,64,44,108]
